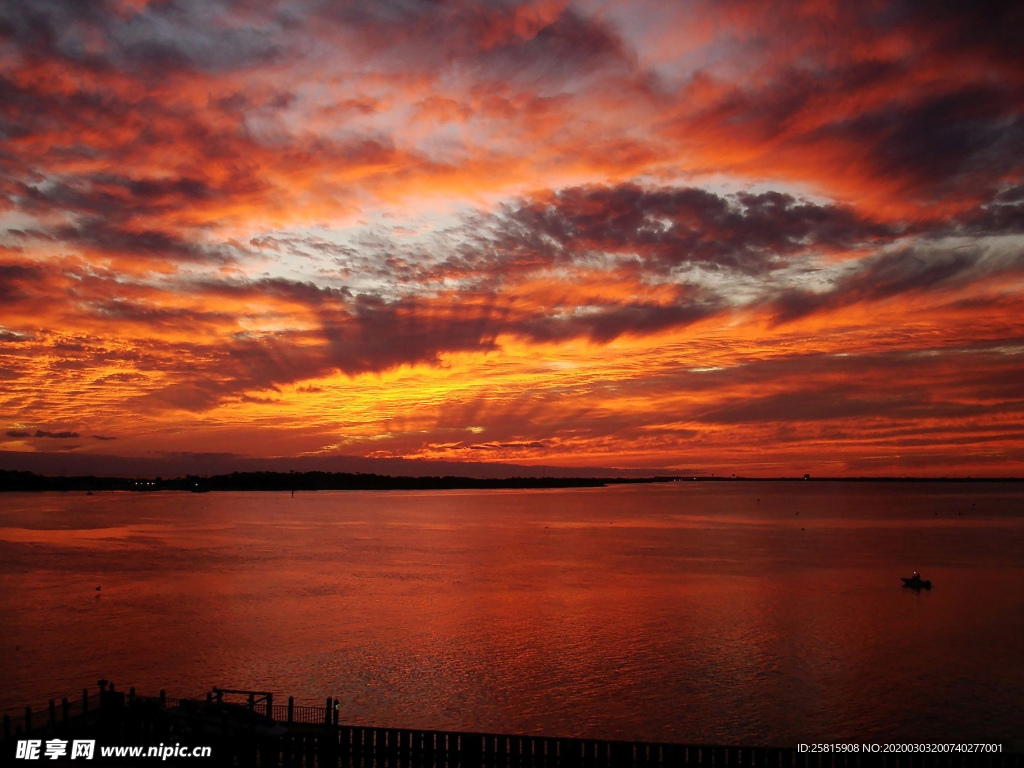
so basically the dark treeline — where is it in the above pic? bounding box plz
[2,470,1018,493]
[0,470,134,492]
[0,469,682,493]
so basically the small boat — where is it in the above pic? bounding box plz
[901,572,932,589]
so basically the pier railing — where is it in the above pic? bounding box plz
[3,683,1021,767]
[2,689,92,740]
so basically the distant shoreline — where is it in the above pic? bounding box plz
[0,469,676,493]
[1,468,1022,492]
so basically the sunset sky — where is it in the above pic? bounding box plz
[1,0,1023,477]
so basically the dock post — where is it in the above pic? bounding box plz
[61,698,69,723]
[248,693,255,712]
[49,699,56,727]
[206,692,213,704]
[266,692,273,719]
[129,687,135,702]
[24,706,31,734]
[287,696,294,724]
[333,699,339,727]
[324,697,332,726]
[82,690,89,714]
[159,690,166,708]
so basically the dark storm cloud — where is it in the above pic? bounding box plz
[699,383,1023,427]
[510,296,721,344]
[91,434,117,441]
[808,88,1024,195]
[189,276,492,374]
[0,58,407,263]
[898,0,1024,68]
[317,293,502,375]
[119,170,1016,394]
[454,184,897,279]
[34,430,79,440]
[122,273,720,409]
[313,0,634,85]
[93,372,145,384]
[950,183,1024,237]
[52,219,237,265]
[669,0,1024,203]
[197,276,352,306]
[699,386,924,425]
[114,282,499,411]
[0,262,45,304]
[78,175,219,212]
[6,429,80,439]
[690,344,1024,427]
[140,381,229,413]
[770,246,1024,324]
[473,7,632,87]
[0,0,284,76]
[0,78,260,265]
[207,276,720,383]
[91,299,237,330]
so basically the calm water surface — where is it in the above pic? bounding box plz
[1,482,1023,748]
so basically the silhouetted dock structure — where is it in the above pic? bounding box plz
[2,682,1020,767]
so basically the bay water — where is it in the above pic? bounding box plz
[1,482,1022,748]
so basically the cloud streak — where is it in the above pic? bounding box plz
[7,430,80,439]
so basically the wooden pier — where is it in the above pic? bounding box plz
[2,682,1020,767]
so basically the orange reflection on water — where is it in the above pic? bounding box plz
[1,484,1023,748]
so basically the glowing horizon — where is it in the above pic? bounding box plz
[2,0,1023,477]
